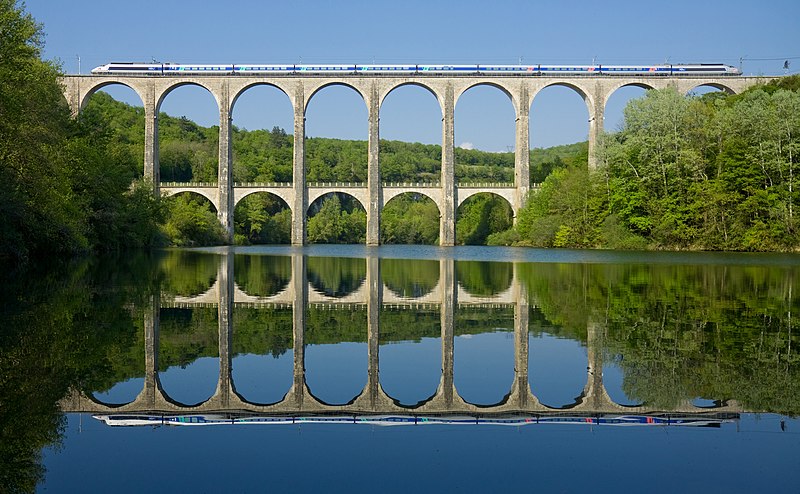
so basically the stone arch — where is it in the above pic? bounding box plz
[381,192,441,245]
[78,80,146,112]
[308,190,367,212]
[380,81,442,115]
[383,188,439,207]
[304,81,368,114]
[454,81,518,114]
[456,190,515,213]
[532,81,594,117]
[455,192,515,246]
[156,80,221,114]
[233,191,292,244]
[161,190,219,213]
[603,81,658,108]
[230,81,294,113]
[234,189,292,210]
[682,81,737,96]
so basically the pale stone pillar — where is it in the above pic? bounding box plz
[144,82,160,193]
[291,253,307,406]
[584,320,605,408]
[142,293,160,409]
[440,84,456,246]
[215,251,234,406]
[513,266,530,408]
[217,84,234,241]
[440,258,456,405]
[366,84,381,246]
[292,85,307,245]
[587,83,605,170]
[514,86,530,212]
[366,255,382,407]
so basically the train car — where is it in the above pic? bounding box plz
[417,65,480,74]
[356,64,418,74]
[91,63,163,75]
[296,64,357,74]
[232,64,296,74]
[162,64,233,75]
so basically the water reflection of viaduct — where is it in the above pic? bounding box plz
[61,74,770,246]
[61,253,742,416]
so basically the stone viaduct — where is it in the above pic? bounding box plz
[61,251,743,417]
[60,73,768,245]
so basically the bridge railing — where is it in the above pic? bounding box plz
[160,181,542,189]
[161,182,218,188]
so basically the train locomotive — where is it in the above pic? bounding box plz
[90,62,742,76]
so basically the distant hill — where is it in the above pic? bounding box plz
[82,92,587,184]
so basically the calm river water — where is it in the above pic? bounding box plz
[4,245,800,492]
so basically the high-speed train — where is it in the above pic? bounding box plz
[90,62,742,76]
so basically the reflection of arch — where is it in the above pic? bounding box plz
[456,260,513,297]
[79,81,146,112]
[233,254,292,298]
[382,258,440,298]
[156,81,220,113]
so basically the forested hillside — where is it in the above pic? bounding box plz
[493,77,800,251]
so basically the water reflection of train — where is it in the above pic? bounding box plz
[90,63,742,77]
[93,413,736,427]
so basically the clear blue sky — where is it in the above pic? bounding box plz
[26,0,800,151]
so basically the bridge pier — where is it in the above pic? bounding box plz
[214,250,235,407]
[587,82,605,170]
[292,85,307,246]
[144,87,159,193]
[439,258,456,405]
[514,86,530,211]
[440,84,456,246]
[289,254,307,406]
[367,84,381,246]
[218,84,234,241]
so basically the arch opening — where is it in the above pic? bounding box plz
[304,306,368,406]
[162,192,226,247]
[456,260,512,297]
[305,84,368,184]
[381,258,440,299]
[307,192,366,244]
[379,307,442,407]
[381,193,440,245]
[231,84,294,184]
[157,84,220,184]
[157,307,220,407]
[455,84,516,184]
[233,254,292,298]
[157,249,219,297]
[307,256,366,299]
[231,306,294,405]
[605,84,651,135]
[234,192,291,245]
[528,308,589,409]
[380,83,442,184]
[529,84,590,183]
[454,307,516,406]
[78,83,146,180]
[455,193,513,246]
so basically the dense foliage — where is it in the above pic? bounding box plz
[500,79,800,251]
[0,2,163,266]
